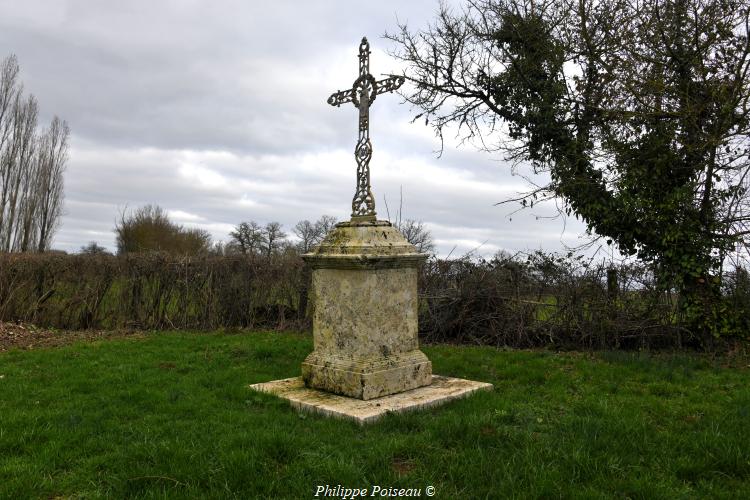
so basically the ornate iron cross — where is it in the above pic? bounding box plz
[327,37,405,220]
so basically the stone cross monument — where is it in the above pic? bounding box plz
[299,37,433,400]
[326,37,405,221]
[249,38,492,422]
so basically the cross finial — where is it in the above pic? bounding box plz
[327,37,405,221]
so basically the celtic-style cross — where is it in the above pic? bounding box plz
[327,37,405,221]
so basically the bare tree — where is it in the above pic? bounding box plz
[293,220,318,253]
[0,55,24,250]
[0,54,68,253]
[115,204,211,255]
[263,221,286,258]
[397,219,435,254]
[384,189,434,254]
[229,221,265,255]
[2,94,38,251]
[293,215,338,253]
[33,116,68,252]
[79,241,110,255]
[0,55,20,159]
[115,204,176,254]
[315,215,338,238]
[180,227,212,255]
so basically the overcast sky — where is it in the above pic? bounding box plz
[0,0,598,258]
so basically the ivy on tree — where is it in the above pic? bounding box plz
[388,0,750,335]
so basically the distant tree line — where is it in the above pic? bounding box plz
[0,54,68,252]
[220,216,338,257]
[102,204,435,257]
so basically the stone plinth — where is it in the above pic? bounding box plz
[300,219,432,400]
[249,375,493,424]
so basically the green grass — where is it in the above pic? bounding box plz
[1,331,749,498]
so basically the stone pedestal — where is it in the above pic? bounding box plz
[300,218,432,400]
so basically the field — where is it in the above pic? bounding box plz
[1,330,749,498]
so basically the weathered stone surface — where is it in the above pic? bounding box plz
[302,349,432,401]
[249,375,493,424]
[301,219,432,400]
[304,219,425,268]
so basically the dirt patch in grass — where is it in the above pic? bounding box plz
[0,321,146,352]
[390,457,416,476]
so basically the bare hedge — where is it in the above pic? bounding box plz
[0,253,305,331]
[420,251,750,349]
[1,252,747,349]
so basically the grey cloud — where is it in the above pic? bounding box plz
[1,0,593,257]
[1,1,446,154]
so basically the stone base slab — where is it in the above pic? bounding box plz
[301,350,432,400]
[248,375,493,424]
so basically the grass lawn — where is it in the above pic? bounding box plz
[1,330,749,498]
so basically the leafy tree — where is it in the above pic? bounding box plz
[388,0,750,334]
[115,204,211,255]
